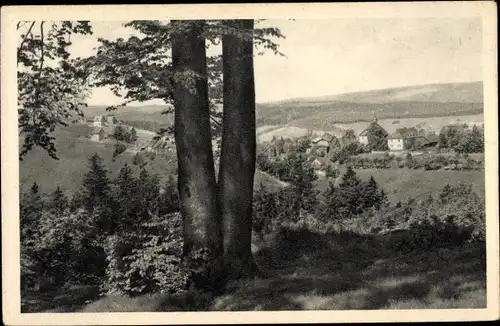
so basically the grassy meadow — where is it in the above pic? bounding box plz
[317,168,485,203]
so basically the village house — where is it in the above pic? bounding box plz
[358,115,388,146]
[310,136,330,156]
[388,127,439,151]
[87,114,118,128]
[92,115,103,127]
[90,128,106,142]
[309,132,342,156]
[105,115,117,125]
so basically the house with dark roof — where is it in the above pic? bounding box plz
[309,132,342,156]
[388,127,438,151]
[358,115,389,146]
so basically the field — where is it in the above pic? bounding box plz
[317,168,485,203]
[22,229,486,312]
[19,125,285,196]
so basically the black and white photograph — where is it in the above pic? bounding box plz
[1,2,498,325]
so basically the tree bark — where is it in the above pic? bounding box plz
[171,20,223,259]
[219,19,257,279]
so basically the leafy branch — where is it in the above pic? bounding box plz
[18,21,93,160]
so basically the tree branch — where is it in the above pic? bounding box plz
[37,22,45,79]
[17,21,36,63]
[209,114,222,127]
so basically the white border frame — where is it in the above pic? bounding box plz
[2,2,498,324]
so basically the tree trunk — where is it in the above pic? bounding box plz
[219,20,257,279]
[171,20,223,259]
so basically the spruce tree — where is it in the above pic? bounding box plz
[50,186,68,217]
[359,176,380,210]
[81,153,115,234]
[20,181,44,242]
[114,163,140,228]
[137,168,162,218]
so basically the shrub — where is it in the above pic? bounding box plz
[101,212,191,296]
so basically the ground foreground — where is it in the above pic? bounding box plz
[22,230,486,312]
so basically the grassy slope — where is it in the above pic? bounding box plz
[23,230,485,312]
[19,125,285,196]
[316,168,485,203]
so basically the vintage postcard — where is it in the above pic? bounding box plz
[1,2,498,325]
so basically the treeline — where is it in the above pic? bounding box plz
[112,125,138,144]
[256,101,483,127]
[438,124,484,153]
[345,153,484,171]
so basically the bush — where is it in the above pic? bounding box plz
[101,212,191,296]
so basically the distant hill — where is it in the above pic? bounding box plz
[82,82,483,135]
[275,81,483,104]
[256,82,483,129]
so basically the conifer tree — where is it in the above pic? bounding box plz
[20,181,44,243]
[358,176,380,210]
[114,163,140,228]
[81,153,115,234]
[50,186,68,217]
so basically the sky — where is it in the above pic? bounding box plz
[67,18,482,106]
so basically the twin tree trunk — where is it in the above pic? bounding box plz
[219,20,256,279]
[171,20,256,281]
[171,21,223,259]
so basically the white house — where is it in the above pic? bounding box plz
[90,128,105,142]
[358,130,369,146]
[387,132,405,151]
[387,127,438,151]
[93,115,103,127]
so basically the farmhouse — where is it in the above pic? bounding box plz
[105,115,117,125]
[309,132,342,156]
[388,127,439,151]
[87,114,118,128]
[92,115,103,127]
[358,115,388,146]
[90,128,106,142]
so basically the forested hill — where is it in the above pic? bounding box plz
[271,81,483,104]
[256,81,483,127]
